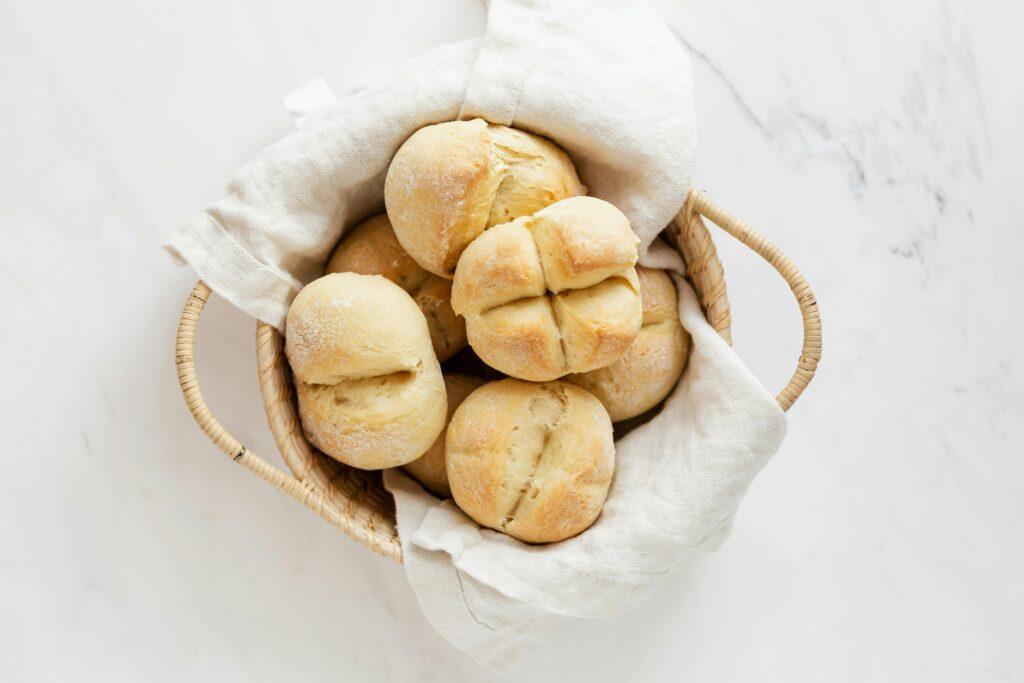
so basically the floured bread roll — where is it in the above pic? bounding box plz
[446,379,614,543]
[285,273,447,470]
[402,373,487,498]
[385,118,586,278]
[326,214,466,361]
[451,196,643,381]
[567,266,690,421]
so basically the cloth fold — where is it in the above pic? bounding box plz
[165,0,786,672]
[165,38,482,328]
[165,0,696,330]
[385,262,786,669]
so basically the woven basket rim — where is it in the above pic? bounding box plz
[176,189,822,563]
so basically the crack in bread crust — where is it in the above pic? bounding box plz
[451,197,643,381]
[500,424,552,531]
[470,227,637,373]
[528,223,569,374]
[499,384,568,531]
[546,293,570,375]
[484,131,515,228]
[475,272,639,317]
[299,367,419,388]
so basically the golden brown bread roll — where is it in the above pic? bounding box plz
[445,379,615,543]
[325,214,467,361]
[451,196,643,381]
[384,118,586,278]
[401,373,488,497]
[567,266,690,421]
[285,273,447,470]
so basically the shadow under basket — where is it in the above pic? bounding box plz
[175,189,822,563]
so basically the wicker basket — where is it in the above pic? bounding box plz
[175,189,821,562]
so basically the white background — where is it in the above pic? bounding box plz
[3,1,1023,680]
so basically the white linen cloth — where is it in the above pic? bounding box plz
[164,0,696,329]
[384,243,785,671]
[164,0,788,671]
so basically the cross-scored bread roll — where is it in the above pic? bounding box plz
[451,196,643,381]
[325,214,467,361]
[285,273,447,470]
[401,373,487,498]
[385,118,586,278]
[446,379,614,543]
[567,266,690,421]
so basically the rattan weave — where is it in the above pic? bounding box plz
[175,189,821,562]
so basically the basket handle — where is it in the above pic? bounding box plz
[685,190,821,411]
[175,281,346,525]
[176,191,820,487]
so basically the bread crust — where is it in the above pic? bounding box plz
[452,197,643,381]
[385,119,585,278]
[402,373,487,498]
[567,266,690,421]
[326,214,466,361]
[285,273,447,469]
[445,379,615,543]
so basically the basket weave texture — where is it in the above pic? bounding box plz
[176,189,821,562]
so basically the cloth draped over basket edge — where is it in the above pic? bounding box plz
[164,0,697,331]
[164,0,787,672]
[385,259,786,669]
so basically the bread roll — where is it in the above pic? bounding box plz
[285,273,447,470]
[451,196,643,381]
[325,214,467,361]
[567,266,690,421]
[385,118,586,278]
[402,374,487,497]
[446,379,614,543]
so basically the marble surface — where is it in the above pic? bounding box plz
[3,0,1022,680]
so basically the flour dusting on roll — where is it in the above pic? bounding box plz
[326,214,466,361]
[445,379,614,544]
[567,265,690,421]
[285,273,447,470]
[451,196,643,381]
[385,119,585,278]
